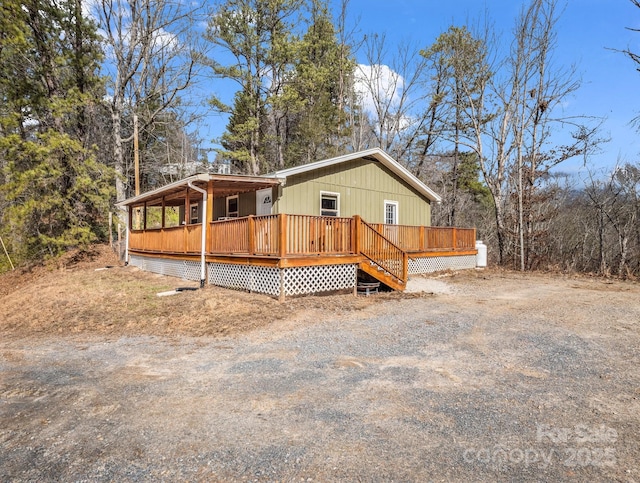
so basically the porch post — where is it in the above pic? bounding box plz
[206,181,214,223]
[207,181,215,254]
[277,214,287,302]
[183,187,189,253]
[352,215,361,254]
[452,227,458,251]
[160,197,166,253]
[419,225,425,252]
[248,215,255,254]
[161,196,166,228]
[353,266,358,297]
[123,206,130,265]
[187,181,208,288]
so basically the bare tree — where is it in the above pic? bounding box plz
[458,0,598,267]
[95,0,205,201]
[419,25,490,226]
[622,0,640,70]
[355,34,429,160]
[582,163,640,277]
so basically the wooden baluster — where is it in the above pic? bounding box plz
[278,214,287,257]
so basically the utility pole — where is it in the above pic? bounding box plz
[133,113,142,232]
[134,113,140,196]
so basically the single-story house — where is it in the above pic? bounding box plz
[117,148,478,299]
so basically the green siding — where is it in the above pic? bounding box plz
[212,191,257,220]
[273,158,431,225]
[213,198,225,220]
[239,191,256,216]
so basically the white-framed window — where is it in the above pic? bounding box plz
[320,191,340,217]
[226,195,239,218]
[384,200,398,225]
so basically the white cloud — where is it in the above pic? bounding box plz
[152,28,180,54]
[354,63,416,134]
[354,63,405,116]
[82,0,101,19]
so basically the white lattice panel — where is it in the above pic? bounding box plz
[208,263,281,296]
[208,263,250,290]
[249,265,280,296]
[283,264,357,296]
[183,261,203,281]
[409,255,477,274]
[129,254,144,270]
[129,254,201,281]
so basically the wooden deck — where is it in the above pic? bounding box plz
[128,214,477,290]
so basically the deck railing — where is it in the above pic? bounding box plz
[286,215,352,255]
[373,224,476,252]
[210,217,250,253]
[130,214,476,257]
[128,224,202,253]
[209,214,353,256]
[209,215,281,255]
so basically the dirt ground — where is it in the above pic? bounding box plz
[1,246,639,481]
[0,245,385,338]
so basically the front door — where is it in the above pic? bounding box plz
[256,188,273,216]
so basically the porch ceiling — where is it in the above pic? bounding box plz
[208,176,279,199]
[116,173,281,207]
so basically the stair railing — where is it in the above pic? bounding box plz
[355,215,408,284]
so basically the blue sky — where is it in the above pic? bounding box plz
[340,0,640,177]
[201,0,640,179]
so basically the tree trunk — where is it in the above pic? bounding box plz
[493,191,506,264]
[618,234,628,278]
[112,110,126,202]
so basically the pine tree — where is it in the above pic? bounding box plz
[207,0,303,174]
[207,0,355,173]
[284,0,354,165]
[0,0,114,268]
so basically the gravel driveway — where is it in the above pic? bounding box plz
[1,272,639,481]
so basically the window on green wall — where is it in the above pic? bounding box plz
[384,200,398,224]
[320,192,339,217]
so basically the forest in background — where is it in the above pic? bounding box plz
[0,0,639,277]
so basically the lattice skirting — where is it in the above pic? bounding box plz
[208,262,357,297]
[208,263,281,296]
[283,264,357,296]
[409,254,477,274]
[129,254,201,281]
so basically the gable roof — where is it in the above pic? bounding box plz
[270,148,442,203]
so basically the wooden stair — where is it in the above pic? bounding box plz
[358,260,406,291]
[356,216,408,291]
